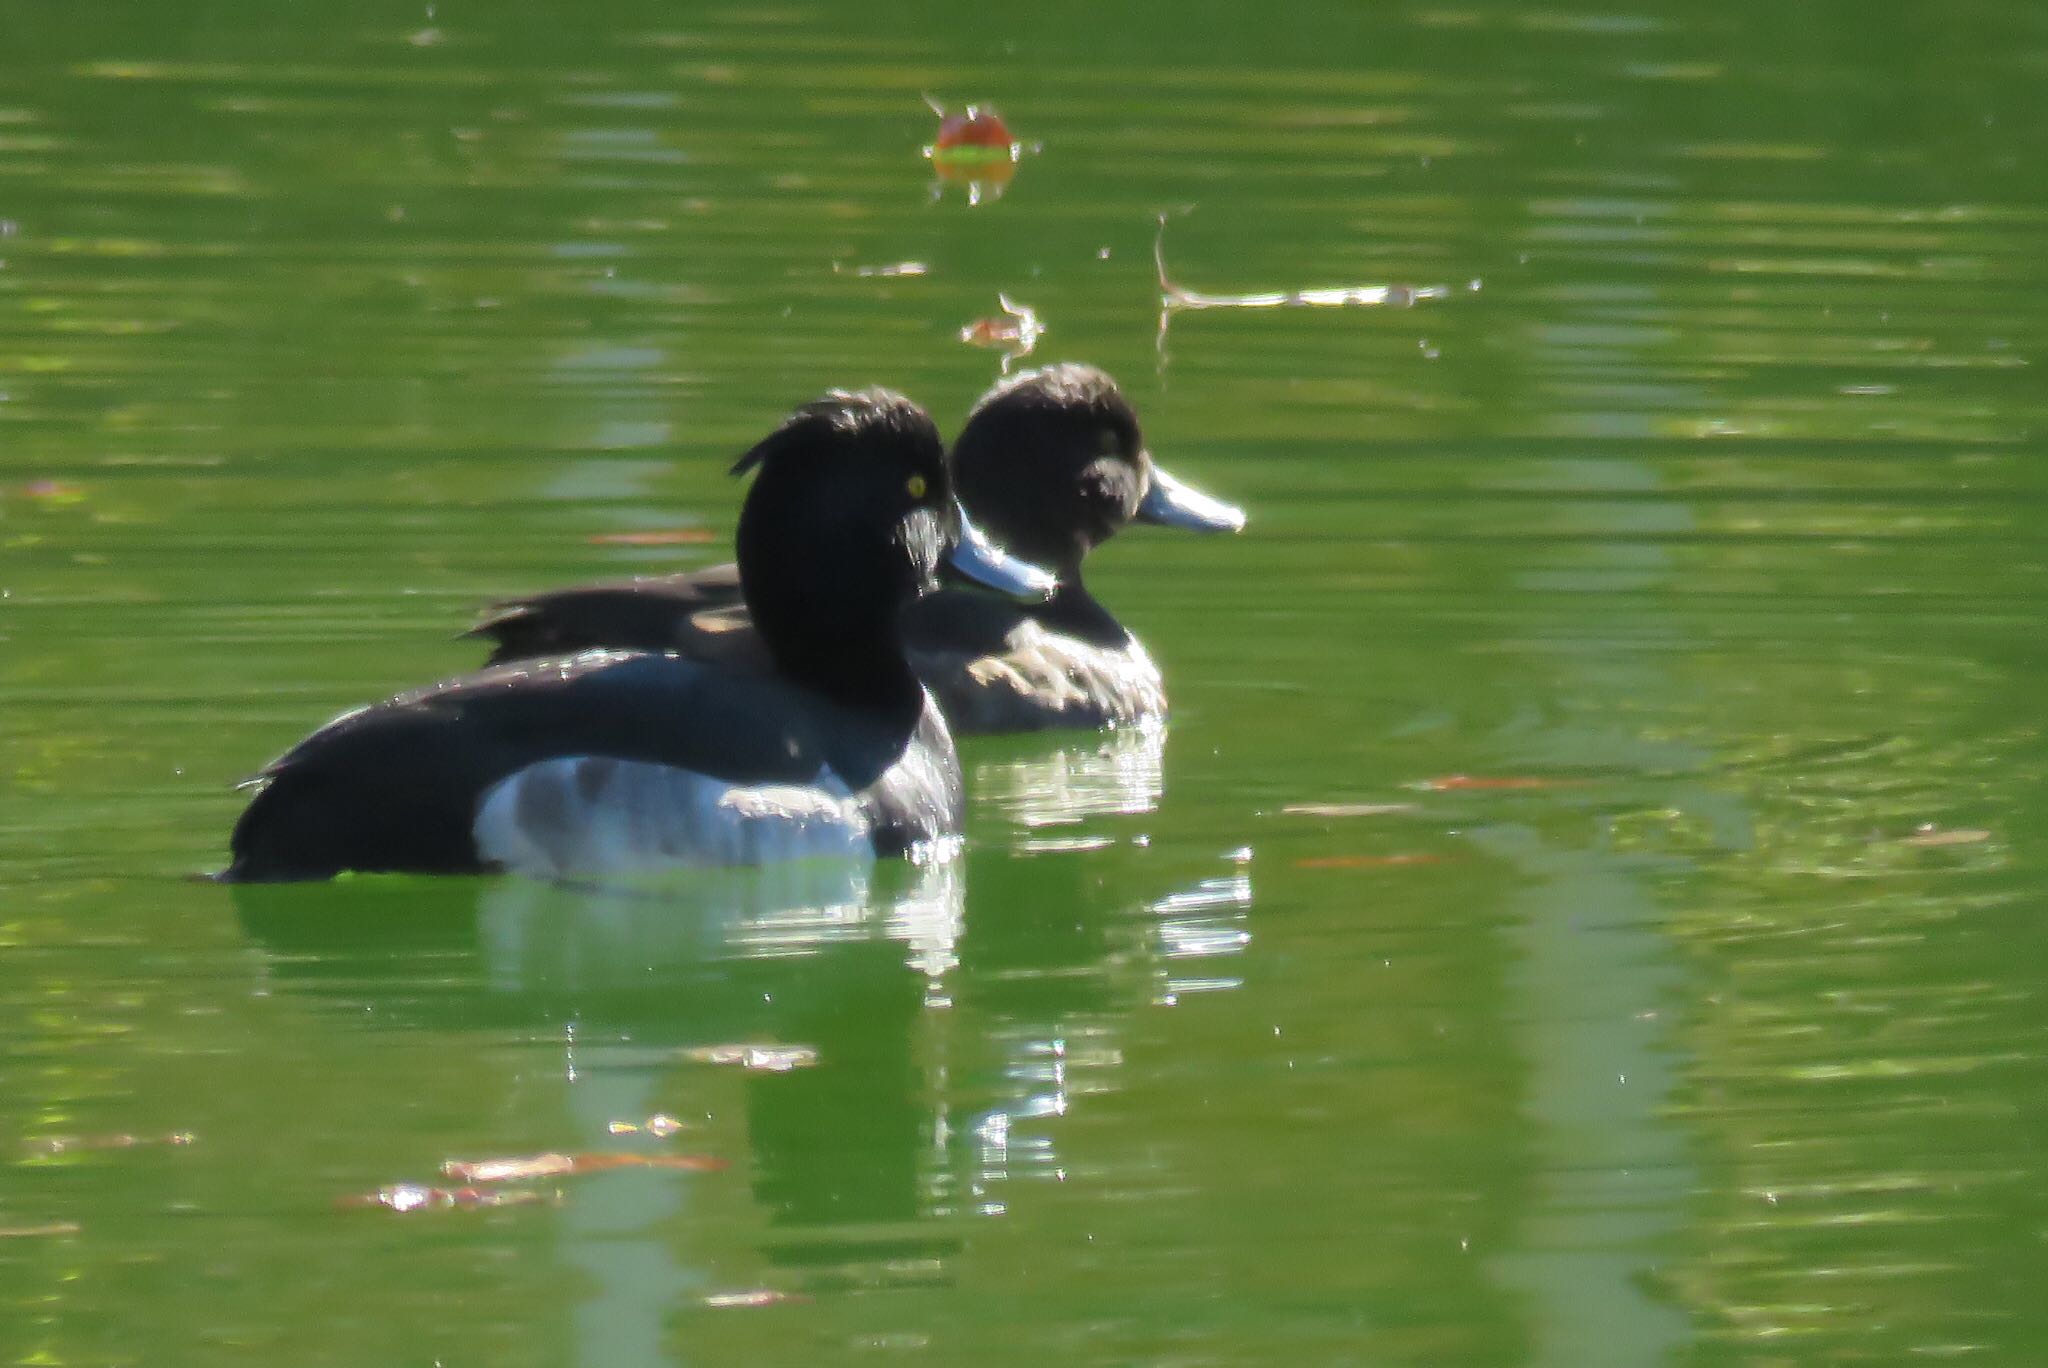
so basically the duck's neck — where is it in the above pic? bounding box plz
[1028,575,1131,649]
[774,626,928,723]
[737,498,928,723]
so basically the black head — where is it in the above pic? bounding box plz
[732,389,956,709]
[950,363,1151,576]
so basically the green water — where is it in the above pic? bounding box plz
[5,2,2048,1363]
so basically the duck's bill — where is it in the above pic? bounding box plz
[949,508,1058,600]
[1136,464,1247,533]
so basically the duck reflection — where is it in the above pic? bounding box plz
[472,857,963,993]
[229,736,1254,1355]
[473,864,963,1255]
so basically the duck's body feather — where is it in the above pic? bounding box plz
[904,592,1164,733]
[225,649,960,882]
[468,566,746,665]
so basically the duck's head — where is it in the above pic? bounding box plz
[950,362,1246,579]
[733,388,1054,704]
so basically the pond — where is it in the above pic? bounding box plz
[4,2,2047,1363]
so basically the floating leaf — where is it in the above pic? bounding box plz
[686,1043,818,1073]
[959,293,1044,374]
[1294,853,1448,870]
[338,1184,555,1214]
[703,1289,807,1309]
[442,1152,577,1183]
[921,97,1025,205]
[1410,774,1580,792]
[1153,213,1466,358]
[1896,825,1992,848]
[1155,214,1457,315]
[554,1153,725,1175]
[13,479,87,505]
[833,260,928,278]
[441,1151,726,1183]
[1016,835,1115,854]
[586,528,716,547]
[931,106,1015,161]
[23,1131,194,1156]
[0,1221,80,1238]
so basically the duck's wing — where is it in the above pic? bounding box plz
[903,589,1163,735]
[466,564,746,664]
[222,650,887,882]
[901,586,1032,659]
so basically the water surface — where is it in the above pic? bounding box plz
[4,2,2047,1364]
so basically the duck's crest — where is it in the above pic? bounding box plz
[730,388,931,476]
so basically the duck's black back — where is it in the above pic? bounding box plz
[468,565,745,665]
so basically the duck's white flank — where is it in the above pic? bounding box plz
[473,754,872,877]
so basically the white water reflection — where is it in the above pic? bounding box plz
[1151,867,1255,1004]
[947,852,1254,1219]
[971,720,1166,831]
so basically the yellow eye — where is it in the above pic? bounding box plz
[906,474,928,499]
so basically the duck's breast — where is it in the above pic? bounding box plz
[917,624,1166,734]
